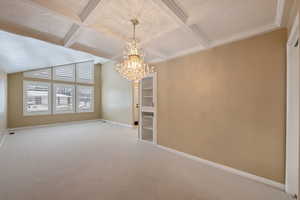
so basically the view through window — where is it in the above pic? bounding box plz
[77,86,93,112]
[54,84,75,113]
[24,81,51,115]
[23,61,94,116]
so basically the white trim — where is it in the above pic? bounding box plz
[23,80,52,116]
[23,68,52,80]
[288,14,299,46]
[76,61,95,84]
[53,64,76,82]
[138,137,156,145]
[8,119,103,131]
[139,72,157,144]
[0,129,8,149]
[76,85,94,113]
[285,13,299,197]
[53,83,76,114]
[156,144,285,190]
[211,23,280,49]
[275,0,286,27]
[101,119,134,128]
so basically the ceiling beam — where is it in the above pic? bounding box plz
[109,46,166,62]
[63,0,103,47]
[146,48,166,59]
[0,19,63,46]
[22,0,171,61]
[150,0,210,47]
[0,19,110,60]
[23,0,163,61]
[63,24,81,47]
[79,0,102,22]
[22,0,109,48]
[70,43,112,58]
[23,0,81,24]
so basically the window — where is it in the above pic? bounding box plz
[22,61,96,116]
[76,61,94,84]
[23,81,51,115]
[53,64,75,82]
[76,86,94,112]
[53,84,75,114]
[23,68,52,80]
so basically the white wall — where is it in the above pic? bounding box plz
[101,61,133,125]
[0,68,7,140]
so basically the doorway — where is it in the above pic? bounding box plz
[132,83,139,126]
[286,14,299,199]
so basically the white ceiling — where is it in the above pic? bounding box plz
[0,30,107,73]
[0,0,289,72]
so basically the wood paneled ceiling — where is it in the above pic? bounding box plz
[0,0,288,63]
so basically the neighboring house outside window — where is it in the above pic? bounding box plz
[23,61,95,116]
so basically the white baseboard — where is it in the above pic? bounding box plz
[9,119,103,131]
[0,129,8,149]
[101,119,134,128]
[157,144,285,191]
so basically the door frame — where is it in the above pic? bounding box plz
[131,82,139,126]
[286,13,299,198]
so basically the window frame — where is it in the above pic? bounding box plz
[53,64,75,82]
[23,80,52,116]
[23,68,52,80]
[76,61,94,84]
[53,83,76,114]
[76,85,94,113]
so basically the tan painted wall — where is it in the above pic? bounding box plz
[7,64,101,128]
[101,61,133,125]
[155,29,287,183]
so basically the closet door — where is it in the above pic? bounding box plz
[139,73,157,144]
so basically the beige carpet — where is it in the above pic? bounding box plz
[0,121,289,200]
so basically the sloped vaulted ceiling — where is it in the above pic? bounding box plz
[0,0,289,72]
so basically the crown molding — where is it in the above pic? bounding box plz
[211,23,279,48]
[275,0,286,27]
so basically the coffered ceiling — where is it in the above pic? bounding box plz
[0,0,289,67]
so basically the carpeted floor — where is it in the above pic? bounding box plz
[0,121,289,200]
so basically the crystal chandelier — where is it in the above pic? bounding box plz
[116,19,154,83]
